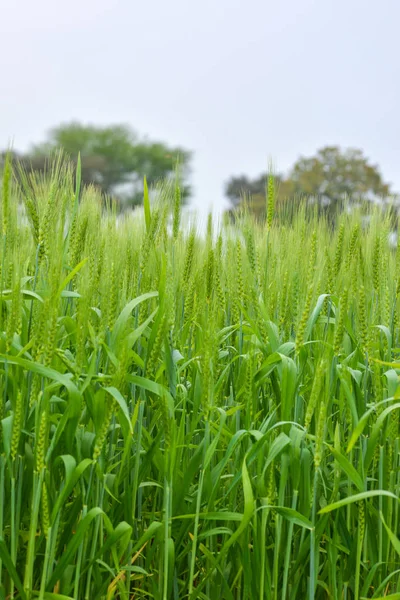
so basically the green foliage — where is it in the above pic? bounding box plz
[290,146,390,201]
[226,146,397,223]
[1,122,191,208]
[0,157,400,598]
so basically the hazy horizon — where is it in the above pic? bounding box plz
[1,0,399,217]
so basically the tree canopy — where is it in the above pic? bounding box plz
[226,146,396,221]
[3,122,191,207]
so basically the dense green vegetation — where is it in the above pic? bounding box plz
[0,155,399,599]
[1,122,191,208]
[226,146,397,222]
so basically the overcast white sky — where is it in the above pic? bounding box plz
[1,0,399,215]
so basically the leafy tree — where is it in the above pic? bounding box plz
[226,146,396,221]
[3,123,191,207]
[289,146,391,205]
[225,174,269,207]
[225,173,293,221]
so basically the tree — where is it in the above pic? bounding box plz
[225,173,293,220]
[225,174,268,207]
[4,122,191,207]
[289,146,391,206]
[225,146,396,221]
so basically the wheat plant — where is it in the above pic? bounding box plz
[0,155,399,599]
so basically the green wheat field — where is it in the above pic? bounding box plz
[0,154,399,599]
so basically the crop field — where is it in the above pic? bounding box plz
[0,155,399,599]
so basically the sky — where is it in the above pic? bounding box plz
[1,0,399,217]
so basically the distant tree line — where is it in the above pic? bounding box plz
[1,127,398,223]
[225,146,398,224]
[1,122,191,208]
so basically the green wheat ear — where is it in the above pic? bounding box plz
[10,391,23,461]
[1,151,12,236]
[172,175,181,241]
[266,169,275,231]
